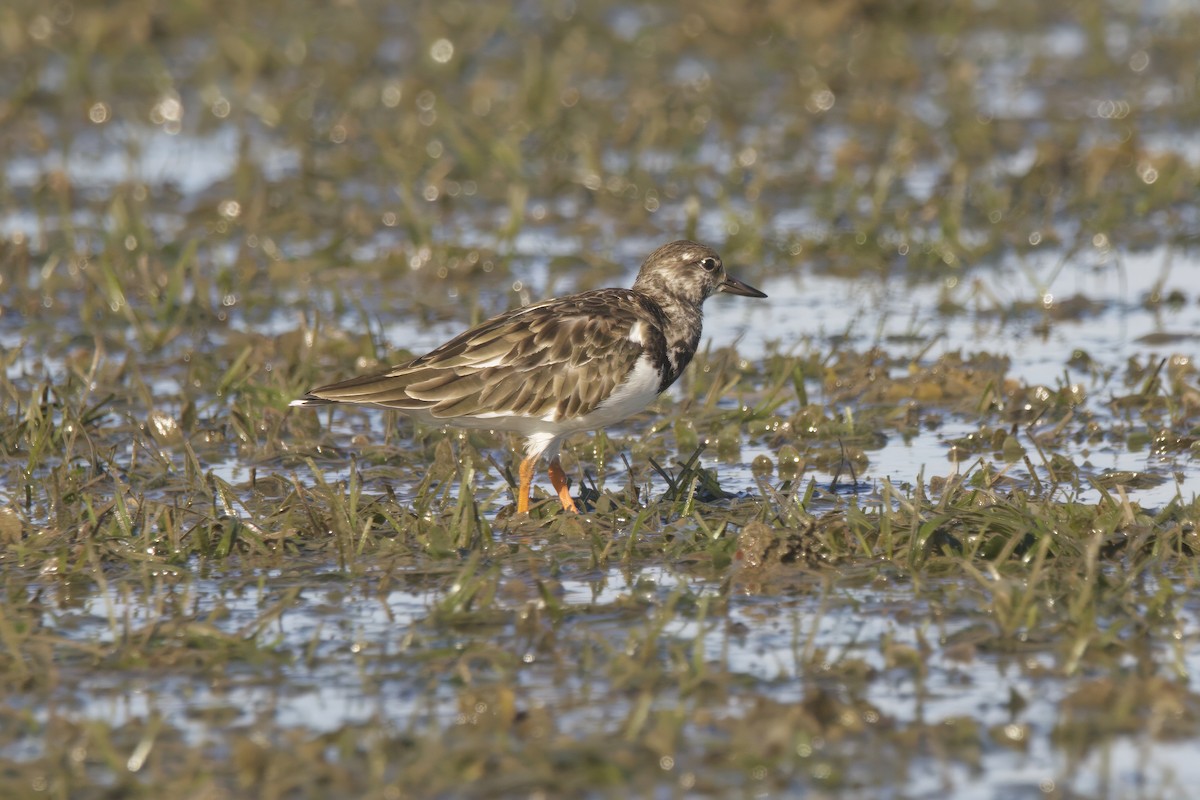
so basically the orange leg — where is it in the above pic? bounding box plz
[516,456,536,514]
[547,457,579,513]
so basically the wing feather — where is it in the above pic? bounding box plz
[301,289,664,422]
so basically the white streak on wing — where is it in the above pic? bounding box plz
[471,356,507,369]
[628,320,644,344]
[470,409,515,419]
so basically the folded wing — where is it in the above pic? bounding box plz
[298,289,655,422]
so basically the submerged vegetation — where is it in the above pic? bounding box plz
[2,0,1200,796]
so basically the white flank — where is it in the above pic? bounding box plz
[581,355,661,429]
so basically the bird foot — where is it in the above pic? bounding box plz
[548,458,578,513]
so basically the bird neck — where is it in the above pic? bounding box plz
[657,294,702,344]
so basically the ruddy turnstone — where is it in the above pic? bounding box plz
[291,240,766,514]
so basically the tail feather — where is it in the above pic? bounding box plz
[289,395,335,407]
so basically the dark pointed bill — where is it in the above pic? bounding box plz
[719,274,767,298]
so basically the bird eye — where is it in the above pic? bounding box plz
[699,257,718,272]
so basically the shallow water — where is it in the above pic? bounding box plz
[31,565,1198,797]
